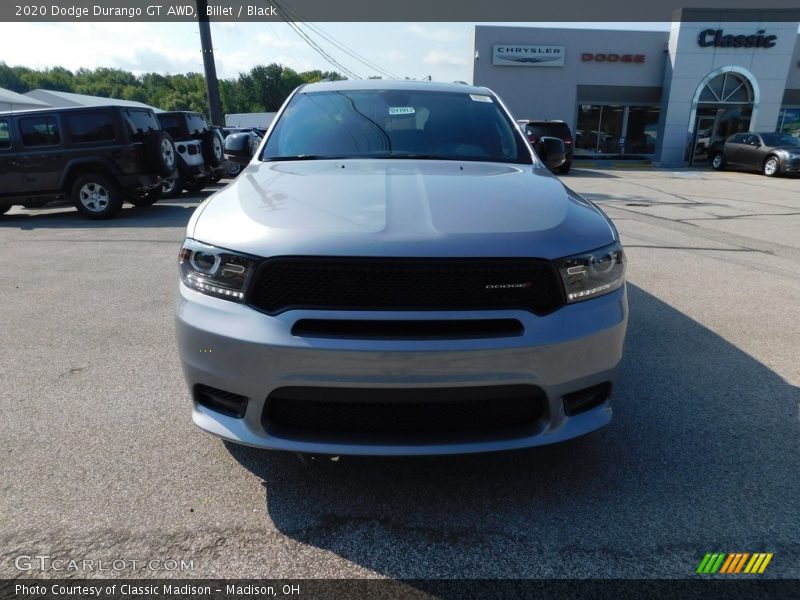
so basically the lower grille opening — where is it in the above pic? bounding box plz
[562,382,611,416]
[194,384,248,418]
[291,318,524,340]
[265,385,546,436]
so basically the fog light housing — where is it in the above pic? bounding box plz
[563,382,611,416]
[194,384,248,418]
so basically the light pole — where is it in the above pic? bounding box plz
[195,0,223,126]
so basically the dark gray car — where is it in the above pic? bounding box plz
[712,132,800,176]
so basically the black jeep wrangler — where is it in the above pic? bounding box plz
[0,105,176,219]
[156,111,226,198]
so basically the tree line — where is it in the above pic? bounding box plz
[0,63,346,115]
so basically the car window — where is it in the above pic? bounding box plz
[0,119,10,150]
[157,114,184,140]
[529,123,570,138]
[66,112,116,143]
[19,116,61,146]
[262,89,530,164]
[729,134,745,144]
[186,114,208,135]
[762,133,800,147]
[123,109,159,137]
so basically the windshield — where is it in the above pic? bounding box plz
[761,133,800,147]
[261,89,531,164]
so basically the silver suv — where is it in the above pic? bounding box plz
[175,81,628,456]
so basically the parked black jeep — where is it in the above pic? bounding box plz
[156,111,225,198]
[0,105,176,219]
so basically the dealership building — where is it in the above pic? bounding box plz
[470,8,800,166]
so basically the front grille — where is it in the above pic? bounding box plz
[264,385,546,435]
[248,257,563,315]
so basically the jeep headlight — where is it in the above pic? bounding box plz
[556,242,626,303]
[179,239,259,302]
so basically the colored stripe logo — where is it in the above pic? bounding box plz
[696,552,773,574]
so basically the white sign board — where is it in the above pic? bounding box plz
[492,44,565,67]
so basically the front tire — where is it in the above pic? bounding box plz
[557,161,572,175]
[72,174,123,219]
[763,156,780,177]
[711,152,725,170]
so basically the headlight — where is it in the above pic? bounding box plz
[556,242,626,303]
[179,239,259,302]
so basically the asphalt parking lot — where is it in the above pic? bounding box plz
[1,167,799,580]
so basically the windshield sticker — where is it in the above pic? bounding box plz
[470,94,493,103]
[389,107,416,115]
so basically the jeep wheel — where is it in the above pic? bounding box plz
[146,130,178,177]
[72,174,123,219]
[711,152,725,170]
[228,162,242,177]
[557,161,572,175]
[162,173,184,199]
[127,187,163,207]
[202,130,225,168]
[763,156,780,177]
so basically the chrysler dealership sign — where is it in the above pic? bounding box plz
[492,44,565,67]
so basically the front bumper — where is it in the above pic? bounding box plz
[175,284,628,455]
[781,156,800,173]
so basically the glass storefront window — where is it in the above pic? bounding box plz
[575,104,660,157]
[625,106,660,155]
[575,105,601,155]
[776,108,800,138]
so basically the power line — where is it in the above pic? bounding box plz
[273,1,398,80]
[272,1,362,79]
[289,19,399,79]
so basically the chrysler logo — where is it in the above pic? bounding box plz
[486,282,533,289]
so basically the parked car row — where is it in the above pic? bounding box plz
[0,105,235,219]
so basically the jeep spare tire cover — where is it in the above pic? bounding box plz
[146,130,177,177]
[202,129,225,167]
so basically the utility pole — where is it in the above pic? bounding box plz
[195,0,223,126]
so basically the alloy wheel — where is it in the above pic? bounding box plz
[79,182,110,212]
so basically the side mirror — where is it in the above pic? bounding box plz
[535,136,567,170]
[224,132,255,164]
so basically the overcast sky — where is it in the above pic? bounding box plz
[0,22,672,84]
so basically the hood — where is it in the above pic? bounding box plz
[190,160,616,260]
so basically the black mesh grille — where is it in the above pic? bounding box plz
[194,384,248,418]
[247,257,563,315]
[265,386,545,435]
